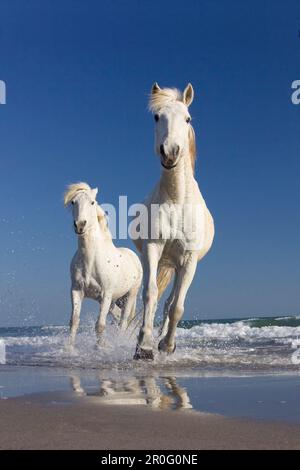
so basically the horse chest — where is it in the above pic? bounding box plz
[73,269,103,299]
[84,280,103,300]
[161,239,186,267]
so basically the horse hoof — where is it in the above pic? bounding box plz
[133,345,154,361]
[158,339,176,354]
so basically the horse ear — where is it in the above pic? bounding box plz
[183,83,194,107]
[151,82,161,94]
[91,187,98,200]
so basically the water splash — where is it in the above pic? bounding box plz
[1,316,300,371]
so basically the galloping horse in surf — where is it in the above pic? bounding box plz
[64,182,142,348]
[133,83,214,360]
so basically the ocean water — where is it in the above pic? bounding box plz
[1,316,300,423]
[1,315,300,371]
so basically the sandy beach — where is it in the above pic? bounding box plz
[0,391,300,450]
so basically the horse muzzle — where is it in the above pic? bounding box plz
[74,220,87,234]
[160,144,180,169]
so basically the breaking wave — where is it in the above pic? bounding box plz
[1,316,300,371]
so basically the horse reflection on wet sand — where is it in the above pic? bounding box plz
[70,374,192,411]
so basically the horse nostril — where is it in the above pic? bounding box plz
[160,144,166,157]
[82,220,87,226]
[74,221,78,229]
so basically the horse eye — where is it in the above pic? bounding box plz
[186,117,191,123]
[154,114,159,122]
[71,200,74,205]
[91,201,95,205]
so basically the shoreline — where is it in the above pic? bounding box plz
[0,391,300,450]
[2,365,300,422]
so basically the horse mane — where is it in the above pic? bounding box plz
[63,182,111,239]
[149,86,197,174]
[63,182,91,206]
[188,125,196,173]
[148,87,182,113]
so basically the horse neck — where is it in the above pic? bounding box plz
[159,152,195,203]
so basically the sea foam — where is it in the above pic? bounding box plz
[1,316,300,371]
[0,339,6,364]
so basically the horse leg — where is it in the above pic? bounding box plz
[158,272,178,338]
[110,303,122,323]
[120,289,138,331]
[134,243,163,360]
[158,254,197,354]
[69,289,83,348]
[95,293,112,345]
[129,296,137,324]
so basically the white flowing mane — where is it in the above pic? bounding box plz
[64,182,91,206]
[64,182,111,238]
[148,87,196,173]
[148,87,183,113]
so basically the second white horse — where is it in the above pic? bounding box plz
[64,182,142,347]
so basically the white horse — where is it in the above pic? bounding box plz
[133,83,214,359]
[64,182,142,347]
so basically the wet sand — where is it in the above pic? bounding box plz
[0,391,300,450]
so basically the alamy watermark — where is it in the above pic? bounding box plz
[0,80,6,104]
[100,197,206,251]
[291,80,300,105]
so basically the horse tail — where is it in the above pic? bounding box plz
[157,266,174,301]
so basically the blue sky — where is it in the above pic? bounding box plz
[0,0,299,326]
